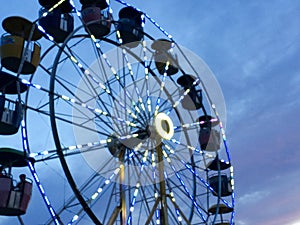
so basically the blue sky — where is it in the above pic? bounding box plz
[0,0,300,224]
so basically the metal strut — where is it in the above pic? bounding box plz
[157,143,168,225]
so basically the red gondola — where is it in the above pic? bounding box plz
[0,148,34,216]
[81,0,112,38]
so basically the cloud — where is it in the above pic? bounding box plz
[238,190,270,205]
[289,221,300,225]
[235,171,300,225]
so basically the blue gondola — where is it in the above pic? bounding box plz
[116,6,144,47]
[38,0,73,13]
[39,8,74,43]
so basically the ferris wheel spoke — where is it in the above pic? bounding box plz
[22,79,130,131]
[125,150,156,223]
[166,79,201,116]
[163,173,190,224]
[102,182,119,224]
[139,186,155,223]
[115,43,148,119]
[173,117,219,132]
[68,181,116,225]
[153,72,168,117]
[173,126,199,134]
[173,122,201,133]
[163,140,216,175]
[40,53,98,103]
[164,143,233,208]
[31,143,108,162]
[88,45,128,129]
[182,160,233,208]
[166,176,204,213]
[167,139,207,155]
[46,172,104,225]
[70,98,120,133]
[161,154,207,222]
[90,41,148,123]
[64,42,116,103]
[58,44,143,126]
[52,110,112,136]
[67,167,122,224]
[68,147,145,218]
[66,147,155,224]
[56,92,140,129]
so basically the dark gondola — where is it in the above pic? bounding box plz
[0,71,27,135]
[39,8,74,43]
[177,74,203,110]
[197,115,221,151]
[151,39,178,76]
[116,6,144,48]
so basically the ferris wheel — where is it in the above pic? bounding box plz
[0,0,235,224]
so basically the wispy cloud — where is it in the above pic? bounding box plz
[238,190,270,205]
[288,221,300,225]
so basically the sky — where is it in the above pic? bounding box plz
[0,0,300,225]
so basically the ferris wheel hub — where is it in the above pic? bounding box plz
[153,112,174,140]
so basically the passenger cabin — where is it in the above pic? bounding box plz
[208,204,233,225]
[80,0,112,38]
[107,135,126,158]
[197,115,221,151]
[38,0,74,43]
[0,71,27,135]
[214,222,232,225]
[151,39,178,76]
[0,148,34,216]
[0,16,42,74]
[117,6,144,48]
[206,157,231,171]
[39,8,74,43]
[207,157,232,194]
[38,0,73,13]
[208,174,232,197]
[177,74,203,110]
[208,204,233,215]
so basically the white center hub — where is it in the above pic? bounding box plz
[154,113,174,140]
